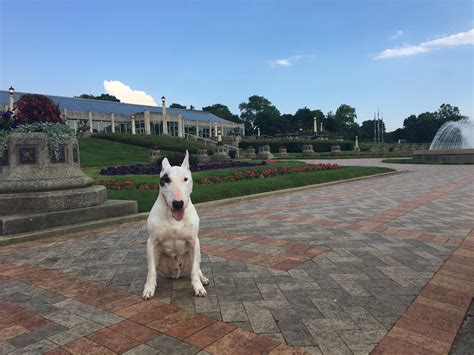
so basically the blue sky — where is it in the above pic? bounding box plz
[1,0,473,131]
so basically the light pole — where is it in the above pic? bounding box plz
[8,86,14,111]
[313,116,317,133]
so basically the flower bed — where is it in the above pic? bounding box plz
[196,163,340,184]
[99,161,266,176]
[96,163,340,190]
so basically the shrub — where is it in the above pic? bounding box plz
[15,94,63,124]
[239,139,353,153]
[92,133,207,154]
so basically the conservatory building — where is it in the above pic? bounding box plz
[0,90,244,138]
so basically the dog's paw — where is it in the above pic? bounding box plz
[200,275,209,286]
[193,283,207,297]
[142,283,156,300]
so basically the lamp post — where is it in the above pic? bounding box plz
[214,121,218,138]
[313,116,317,133]
[355,135,360,152]
[257,127,260,137]
[8,86,14,111]
[161,96,168,135]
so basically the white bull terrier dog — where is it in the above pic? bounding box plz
[143,151,209,299]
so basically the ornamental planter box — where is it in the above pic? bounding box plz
[0,132,137,236]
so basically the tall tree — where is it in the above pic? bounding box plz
[293,107,314,131]
[202,104,241,123]
[239,95,280,135]
[170,103,186,109]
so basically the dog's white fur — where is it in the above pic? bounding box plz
[143,151,208,299]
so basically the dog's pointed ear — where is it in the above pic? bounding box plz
[161,157,171,171]
[181,150,190,170]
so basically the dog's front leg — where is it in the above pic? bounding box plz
[143,238,160,300]
[189,238,207,297]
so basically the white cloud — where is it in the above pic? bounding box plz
[375,28,474,59]
[272,55,304,67]
[391,30,404,39]
[103,80,157,106]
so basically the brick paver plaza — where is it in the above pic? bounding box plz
[0,159,473,354]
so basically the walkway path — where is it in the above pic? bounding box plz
[0,159,473,354]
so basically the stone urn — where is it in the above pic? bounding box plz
[0,132,137,236]
[302,144,315,156]
[279,146,288,156]
[256,145,273,160]
[368,145,374,152]
[197,149,209,163]
[331,145,341,154]
[380,145,386,152]
[149,147,161,164]
[245,146,256,159]
[213,143,230,162]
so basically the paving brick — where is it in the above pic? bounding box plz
[147,334,200,354]
[63,337,115,354]
[108,319,160,343]
[87,327,140,353]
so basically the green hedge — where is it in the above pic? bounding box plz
[92,133,205,154]
[239,139,354,153]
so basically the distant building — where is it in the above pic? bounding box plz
[0,90,244,138]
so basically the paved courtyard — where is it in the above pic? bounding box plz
[0,159,473,354]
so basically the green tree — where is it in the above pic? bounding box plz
[76,93,120,102]
[334,104,357,131]
[170,103,186,109]
[293,107,313,131]
[239,95,280,135]
[360,120,386,141]
[202,104,240,123]
[436,104,466,124]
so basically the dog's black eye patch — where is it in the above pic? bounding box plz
[160,173,171,187]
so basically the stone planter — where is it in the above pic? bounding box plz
[0,132,137,236]
[256,145,273,160]
[331,145,341,154]
[149,148,161,164]
[213,144,230,162]
[279,146,288,156]
[302,144,315,156]
[245,147,256,159]
[197,149,209,163]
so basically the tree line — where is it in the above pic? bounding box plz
[77,93,468,143]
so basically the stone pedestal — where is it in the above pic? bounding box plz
[212,144,230,162]
[197,149,209,163]
[149,148,161,164]
[380,146,386,152]
[0,132,137,236]
[302,144,315,156]
[368,146,374,152]
[331,145,341,154]
[245,147,256,159]
[279,146,288,156]
[256,145,273,160]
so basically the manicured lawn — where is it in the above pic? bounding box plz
[98,165,392,212]
[79,138,149,167]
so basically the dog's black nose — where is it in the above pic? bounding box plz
[172,200,184,210]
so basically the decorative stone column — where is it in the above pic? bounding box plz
[131,115,136,135]
[162,96,169,135]
[144,110,151,135]
[214,121,218,138]
[111,113,115,133]
[178,114,184,138]
[196,119,199,137]
[88,111,93,133]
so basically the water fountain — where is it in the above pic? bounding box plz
[412,118,474,164]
